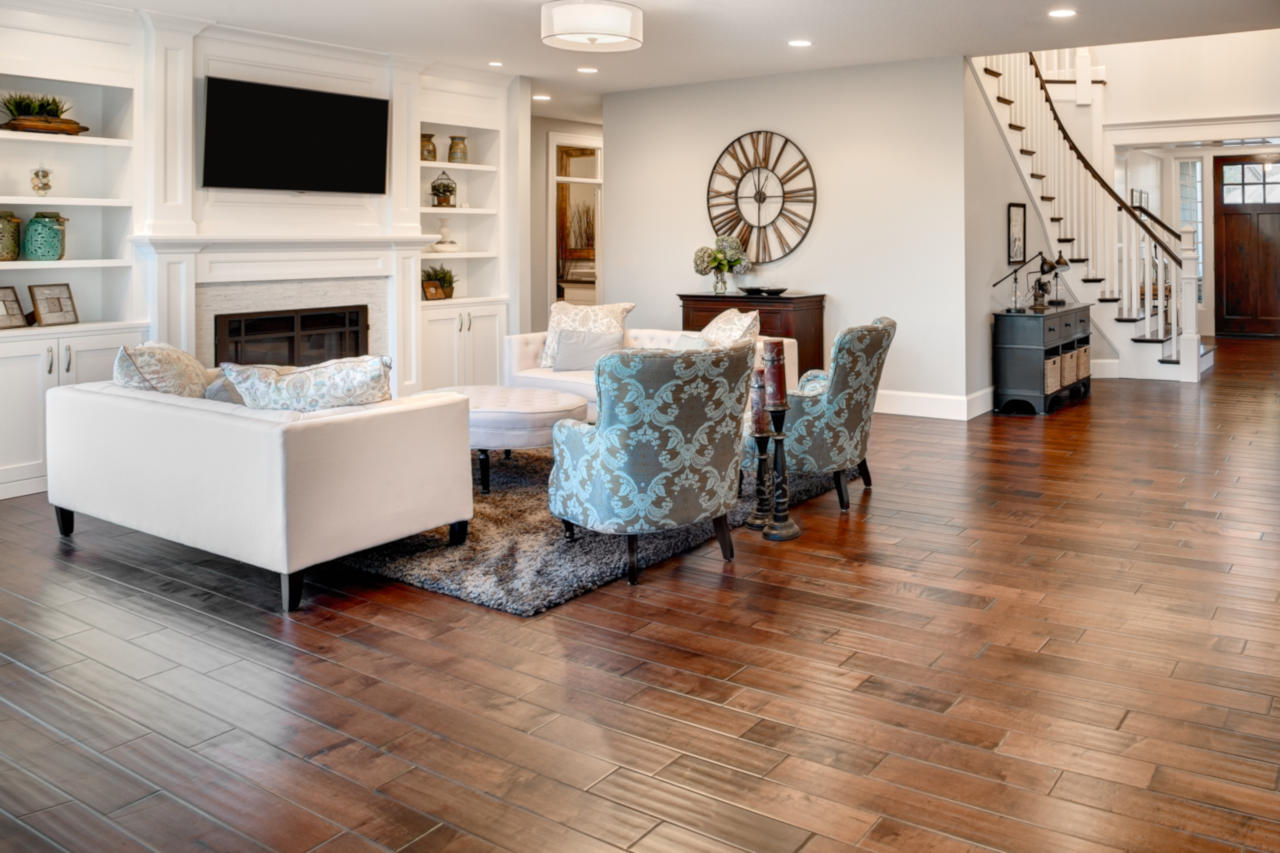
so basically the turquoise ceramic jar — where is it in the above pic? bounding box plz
[22,211,67,261]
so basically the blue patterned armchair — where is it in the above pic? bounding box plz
[768,317,896,510]
[549,343,754,584]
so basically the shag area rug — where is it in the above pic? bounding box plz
[338,449,834,616]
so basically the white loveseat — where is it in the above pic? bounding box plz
[45,382,474,611]
[503,329,800,420]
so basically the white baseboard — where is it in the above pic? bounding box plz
[966,386,994,419]
[876,388,979,421]
[1090,358,1119,378]
[0,476,46,501]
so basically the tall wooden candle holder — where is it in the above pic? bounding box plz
[762,342,801,542]
[746,367,773,529]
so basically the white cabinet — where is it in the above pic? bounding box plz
[420,300,507,389]
[0,328,144,498]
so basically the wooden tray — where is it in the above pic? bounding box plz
[1,116,90,135]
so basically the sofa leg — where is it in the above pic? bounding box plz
[712,514,734,561]
[281,571,304,612]
[53,506,74,537]
[856,458,872,488]
[562,520,575,542]
[448,520,469,546]
[477,450,491,495]
[833,470,849,511]
[626,534,639,585]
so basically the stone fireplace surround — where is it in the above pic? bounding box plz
[132,235,435,396]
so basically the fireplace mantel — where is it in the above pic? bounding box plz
[133,232,438,396]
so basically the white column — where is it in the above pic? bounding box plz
[388,58,426,236]
[139,12,207,236]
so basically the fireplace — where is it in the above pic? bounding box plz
[214,305,368,366]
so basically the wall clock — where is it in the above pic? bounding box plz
[706,130,816,264]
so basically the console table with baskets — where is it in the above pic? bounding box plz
[993,304,1092,415]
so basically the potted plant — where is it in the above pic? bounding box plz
[693,235,752,295]
[422,264,456,299]
[0,93,89,135]
[430,171,457,208]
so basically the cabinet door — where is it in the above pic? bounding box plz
[61,332,144,385]
[463,305,506,386]
[0,339,58,487]
[420,306,465,389]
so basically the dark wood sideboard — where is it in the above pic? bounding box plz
[678,291,826,375]
[993,304,1092,415]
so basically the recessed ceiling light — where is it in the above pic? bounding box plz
[488,61,504,67]
[787,39,812,47]
[533,94,552,101]
[577,67,599,73]
[1048,8,1076,17]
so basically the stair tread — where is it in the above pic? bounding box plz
[1057,238,1075,243]
[1082,278,1105,284]
[1069,258,1088,264]
[1020,149,1035,156]
[1114,314,1146,322]
[1030,172,1046,179]
[1009,123,1026,131]
[1050,216,1063,222]
[997,96,1014,105]
[1158,356,1181,364]
[1041,195,1055,201]
[984,68,1002,77]
[1132,334,1174,343]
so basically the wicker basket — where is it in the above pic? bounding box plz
[1044,356,1061,394]
[1077,344,1091,378]
[1061,350,1078,386]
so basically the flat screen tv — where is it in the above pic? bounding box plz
[202,77,389,194]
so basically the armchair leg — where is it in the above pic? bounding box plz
[53,506,74,537]
[832,470,850,511]
[562,520,575,542]
[478,450,491,495]
[737,469,743,498]
[712,515,734,561]
[626,534,639,585]
[856,459,872,488]
[448,520,469,546]
[281,571,305,612]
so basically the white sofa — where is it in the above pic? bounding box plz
[45,382,474,611]
[503,329,800,420]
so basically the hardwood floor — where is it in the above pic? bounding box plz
[1,340,1279,852]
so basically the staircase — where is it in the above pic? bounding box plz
[972,51,1204,382]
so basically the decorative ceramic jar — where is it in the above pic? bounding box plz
[430,171,457,208]
[420,133,437,161]
[448,135,468,163]
[0,211,20,261]
[22,211,67,261]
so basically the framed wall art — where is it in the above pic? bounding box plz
[0,286,27,329]
[1007,202,1026,265]
[28,283,78,326]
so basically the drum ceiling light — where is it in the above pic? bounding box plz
[541,0,643,52]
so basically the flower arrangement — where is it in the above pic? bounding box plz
[694,235,751,294]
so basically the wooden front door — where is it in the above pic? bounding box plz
[1214,154,1280,336]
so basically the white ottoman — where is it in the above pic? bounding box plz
[439,385,588,493]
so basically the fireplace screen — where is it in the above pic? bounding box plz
[215,305,368,366]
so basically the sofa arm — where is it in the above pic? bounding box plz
[504,332,548,383]
[280,392,473,571]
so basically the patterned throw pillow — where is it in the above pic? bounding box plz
[699,308,760,347]
[541,302,635,368]
[221,355,392,412]
[113,342,209,398]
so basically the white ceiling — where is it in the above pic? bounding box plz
[121,0,1280,123]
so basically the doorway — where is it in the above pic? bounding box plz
[547,133,602,307]
[1213,154,1280,336]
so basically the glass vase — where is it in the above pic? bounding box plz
[713,269,727,295]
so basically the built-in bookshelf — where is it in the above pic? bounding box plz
[418,123,502,300]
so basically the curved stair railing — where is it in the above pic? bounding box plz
[979,51,1196,366]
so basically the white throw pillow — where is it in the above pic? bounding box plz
[113,342,208,398]
[700,308,760,347]
[541,302,635,368]
[221,355,392,412]
[553,329,622,371]
[669,333,712,352]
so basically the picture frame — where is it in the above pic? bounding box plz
[0,286,27,329]
[422,281,445,301]
[1007,202,1026,265]
[28,283,78,327]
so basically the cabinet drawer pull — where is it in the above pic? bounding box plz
[1064,321,1072,328]
[65,344,72,373]
[467,312,472,332]
[46,346,54,375]
[1047,324,1056,333]
[457,314,464,332]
